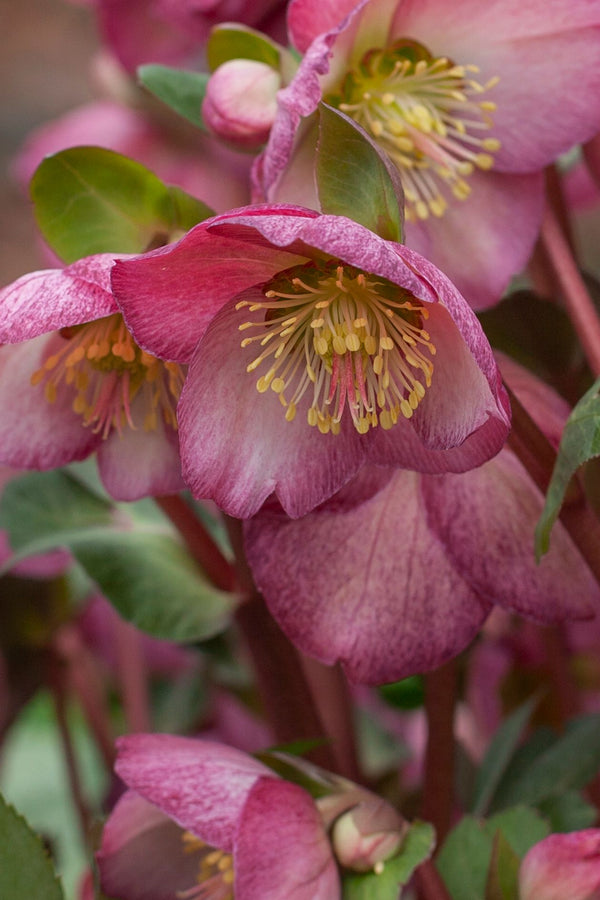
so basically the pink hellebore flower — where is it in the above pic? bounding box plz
[255,0,600,308]
[519,830,600,900]
[0,256,185,501]
[97,734,405,899]
[111,204,510,518]
[242,359,599,684]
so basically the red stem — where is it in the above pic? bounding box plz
[415,860,453,900]
[420,658,457,845]
[113,616,151,734]
[156,494,237,592]
[540,205,600,377]
[50,671,92,845]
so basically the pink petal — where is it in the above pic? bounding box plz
[96,403,184,501]
[421,450,599,622]
[112,221,302,363]
[115,734,273,853]
[97,791,201,900]
[245,470,491,683]
[0,255,119,343]
[405,171,545,311]
[519,829,600,900]
[178,296,367,518]
[0,338,100,470]
[235,778,340,899]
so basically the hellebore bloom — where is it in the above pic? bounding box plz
[255,0,600,307]
[243,359,598,684]
[0,256,185,500]
[97,734,406,898]
[111,204,510,518]
[519,830,600,900]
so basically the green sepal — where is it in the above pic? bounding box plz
[535,376,600,558]
[30,146,214,262]
[316,103,404,242]
[138,64,209,129]
[206,24,281,72]
[484,831,520,900]
[342,821,435,900]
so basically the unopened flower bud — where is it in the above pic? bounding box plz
[202,59,281,148]
[331,798,406,873]
[519,830,600,900]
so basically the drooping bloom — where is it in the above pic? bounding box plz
[243,358,599,684]
[111,204,510,518]
[255,0,600,307]
[519,830,600,900]
[97,734,407,899]
[0,255,185,500]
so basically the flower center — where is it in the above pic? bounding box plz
[31,314,184,438]
[178,832,234,900]
[327,39,500,221]
[237,260,435,435]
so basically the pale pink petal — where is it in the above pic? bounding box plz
[405,171,545,310]
[421,450,599,622]
[0,338,100,470]
[245,470,491,683]
[97,791,200,900]
[519,829,600,900]
[96,402,184,501]
[235,778,340,899]
[115,733,272,853]
[0,255,119,343]
[178,296,367,518]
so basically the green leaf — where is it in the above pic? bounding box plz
[342,821,434,900]
[471,696,538,815]
[378,675,424,710]
[535,376,600,558]
[138,64,209,129]
[484,831,520,900]
[0,470,236,643]
[316,103,404,242]
[206,24,281,71]
[31,146,214,262]
[537,790,597,832]
[491,715,600,811]
[484,807,550,858]
[0,793,64,900]
[436,817,492,900]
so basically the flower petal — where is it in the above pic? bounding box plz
[0,255,119,343]
[97,790,201,900]
[421,450,599,621]
[114,734,272,853]
[235,777,340,900]
[0,338,100,470]
[178,295,367,518]
[519,829,600,900]
[245,470,491,683]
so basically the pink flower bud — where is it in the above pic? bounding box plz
[519,830,600,900]
[331,797,406,873]
[202,59,281,148]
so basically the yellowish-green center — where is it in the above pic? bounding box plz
[237,260,436,435]
[31,313,184,437]
[326,38,500,221]
[179,832,234,900]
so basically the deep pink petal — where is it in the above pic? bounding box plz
[245,470,491,684]
[235,778,340,900]
[405,171,545,310]
[0,338,100,470]
[178,296,367,518]
[0,255,118,343]
[115,733,272,853]
[97,791,200,900]
[111,220,302,363]
[96,403,184,501]
[421,450,599,622]
[519,829,600,900]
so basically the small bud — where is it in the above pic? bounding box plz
[519,830,600,900]
[331,798,406,873]
[202,59,281,148]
